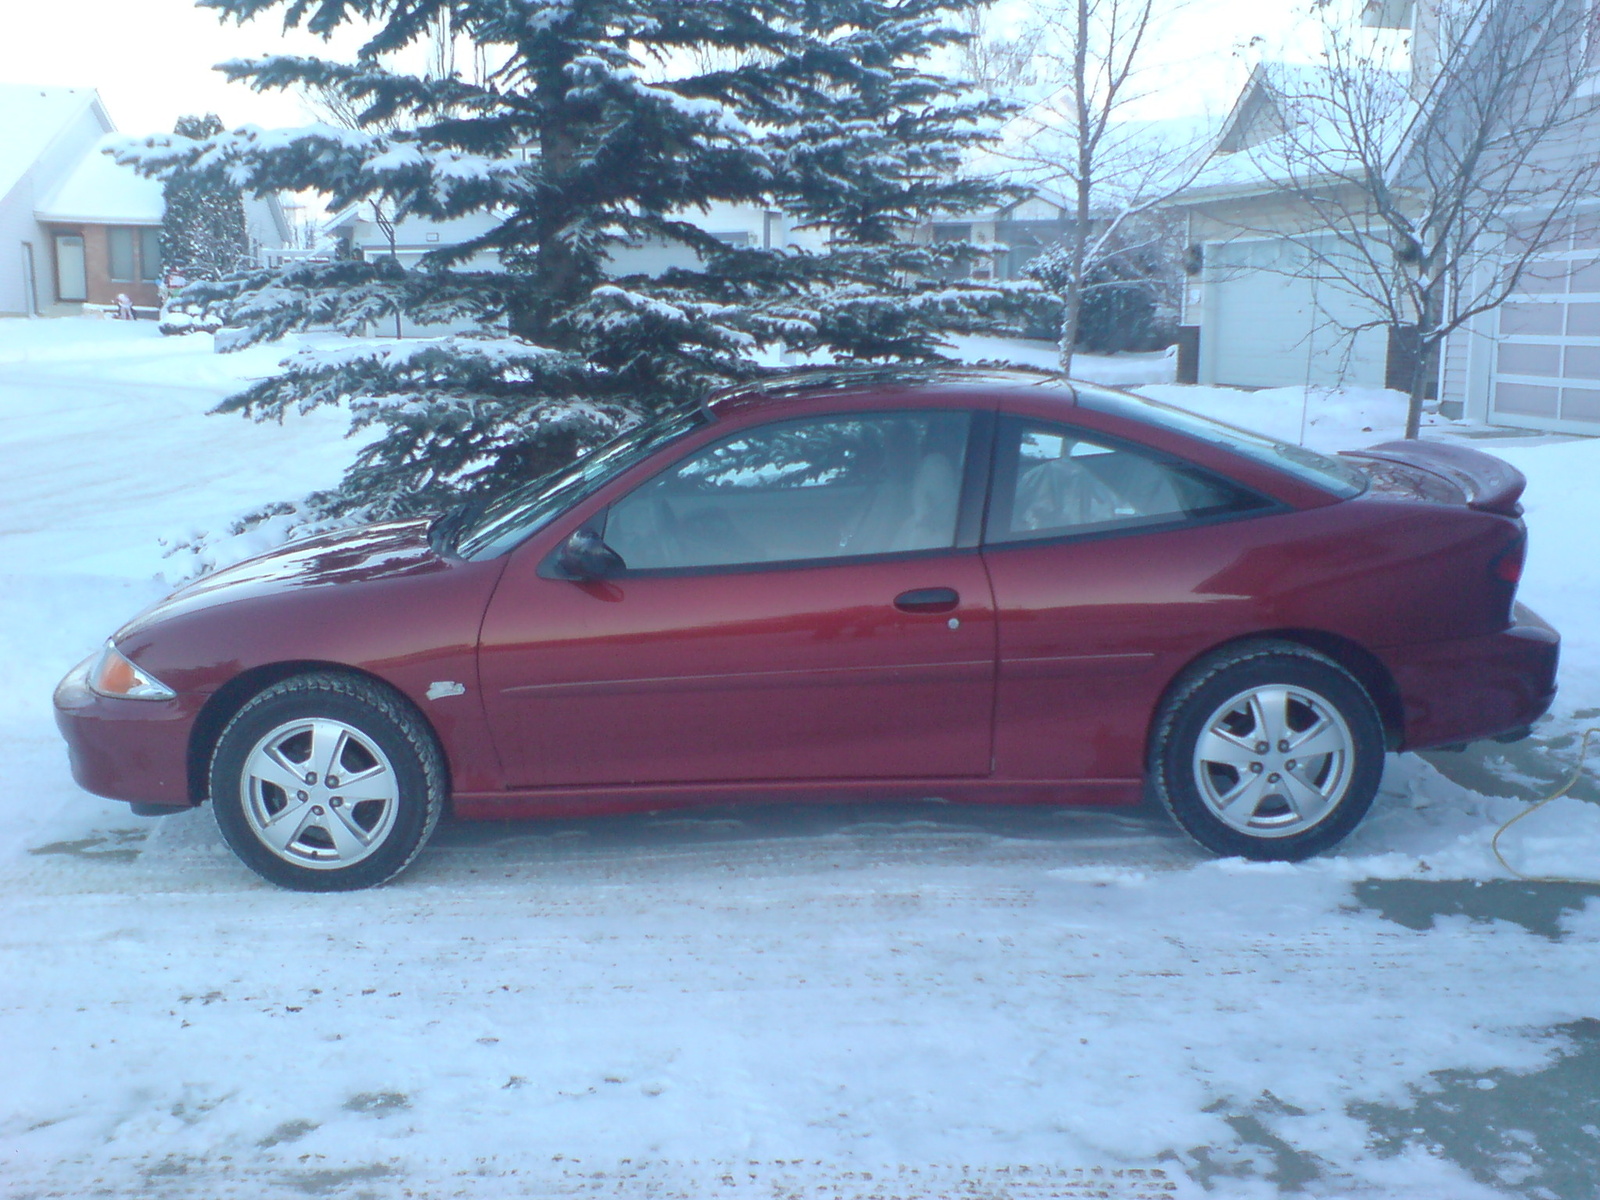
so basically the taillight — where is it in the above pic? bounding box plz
[1491,533,1526,585]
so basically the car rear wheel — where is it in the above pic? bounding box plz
[1150,643,1385,860]
[209,673,445,890]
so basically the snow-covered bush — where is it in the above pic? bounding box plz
[157,303,224,337]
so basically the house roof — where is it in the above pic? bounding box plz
[35,133,164,225]
[1174,60,1413,204]
[0,84,110,201]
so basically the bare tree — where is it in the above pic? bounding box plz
[987,0,1209,375]
[1239,0,1600,437]
[956,4,1043,97]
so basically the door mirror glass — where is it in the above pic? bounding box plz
[558,528,626,579]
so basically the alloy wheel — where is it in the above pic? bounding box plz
[1191,684,1355,838]
[241,717,400,869]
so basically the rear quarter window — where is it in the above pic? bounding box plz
[987,417,1275,545]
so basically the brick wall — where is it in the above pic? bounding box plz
[44,223,161,309]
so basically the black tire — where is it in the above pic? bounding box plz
[1149,641,1385,861]
[209,673,446,890]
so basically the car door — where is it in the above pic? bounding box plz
[980,414,1281,788]
[477,407,998,789]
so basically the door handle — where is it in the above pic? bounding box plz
[894,587,960,614]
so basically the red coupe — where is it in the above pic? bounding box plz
[54,369,1558,889]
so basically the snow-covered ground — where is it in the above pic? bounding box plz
[3,319,1599,1200]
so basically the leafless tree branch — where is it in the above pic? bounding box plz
[980,0,1210,373]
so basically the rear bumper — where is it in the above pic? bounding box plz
[53,656,199,808]
[1384,603,1559,752]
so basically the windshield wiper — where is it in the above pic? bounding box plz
[429,499,482,557]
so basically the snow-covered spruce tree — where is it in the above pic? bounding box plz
[123,0,1023,522]
[158,114,253,282]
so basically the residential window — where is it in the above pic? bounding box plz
[139,228,162,281]
[108,228,136,282]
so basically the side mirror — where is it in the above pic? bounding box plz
[558,528,625,580]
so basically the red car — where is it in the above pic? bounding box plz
[54,369,1558,890]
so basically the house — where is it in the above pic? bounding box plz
[1166,62,1406,393]
[1422,4,1600,434]
[913,192,1073,282]
[0,85,110,317]
[320,200,832,337]
[34,132,167,312]
[1169,0,1600,434]
[324,200,827,270]
[1,84,289,318]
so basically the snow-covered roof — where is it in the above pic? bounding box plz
[34,134,164,225]
[1210,63,1325,155]
[1175,61,1414,203]
[0,84,108,201]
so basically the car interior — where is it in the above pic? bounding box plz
[603,411,970,569]
[601,412,1267,571]
[997,425,1267,542]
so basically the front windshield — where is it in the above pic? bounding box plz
[1074,385,1367,499]
[455,407,709,560]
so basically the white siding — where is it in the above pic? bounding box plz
[0,100,109,315]
[1439,323,1469,409]
[0,184,40,314]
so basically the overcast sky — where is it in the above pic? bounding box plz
[0,0,1333,136]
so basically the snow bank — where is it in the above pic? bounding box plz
[1497,438,1600,724]
[1137,382,1410,451]
[949,332,1414,451]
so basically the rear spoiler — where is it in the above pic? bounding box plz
[1342,441,1526,516]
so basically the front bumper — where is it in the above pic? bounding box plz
[53,655,201,808]
[1385,603,1560,752]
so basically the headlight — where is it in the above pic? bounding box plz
[87,642,177,701]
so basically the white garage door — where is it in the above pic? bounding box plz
[1490,220,1600,432]
[1204,238,1389,390]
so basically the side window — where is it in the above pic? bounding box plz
[605,410,972,570]
[986,418,1269,545]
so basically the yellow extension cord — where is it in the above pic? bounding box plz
[1489,726,1600,885]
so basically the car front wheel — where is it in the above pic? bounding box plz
[1150,643,1385,860]
[209,673,445,890]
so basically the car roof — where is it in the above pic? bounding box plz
[703,365,1072,417]
[700,366,1351,509]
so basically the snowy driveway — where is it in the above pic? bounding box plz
[3,322,1599,1200]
